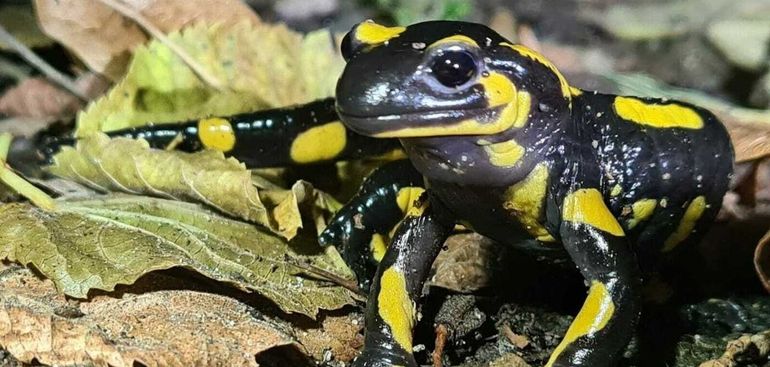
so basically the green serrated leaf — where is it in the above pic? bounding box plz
[76,22,344,136]
[0,196,354,317]
[48,134,337,239]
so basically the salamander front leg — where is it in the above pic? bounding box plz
[352,192,454,367]
[319,159,424,290]
[547,188,642,367]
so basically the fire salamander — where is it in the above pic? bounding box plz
[329,21,733,367]
[44,20,734,367]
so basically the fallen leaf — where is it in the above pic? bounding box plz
[34,0,261,80]
[294,313,364,363]
[75,22,343,136]
[0,195,354,316]
[0,263,304,367]
[430,233,501,293]
[723,122,770,163]
[0,74,109,137]
[0,78,81,120]
[48,134,339,239]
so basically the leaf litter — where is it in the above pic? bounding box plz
[0,263,303,367]
[0,194,354,316]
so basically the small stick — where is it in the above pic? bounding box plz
[433,324,448,367]
[287,256,365,297]
[0,25,88,101]
[96,0,225,91]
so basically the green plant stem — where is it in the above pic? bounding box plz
[0,133,56,211]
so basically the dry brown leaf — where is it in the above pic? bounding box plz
[430,233,500,293]
[34,0,260,80]
[0,74,109,137]
[0,263,303,367]
[0,77,80,120]
[295,314,364,363]
[721,119,770,163]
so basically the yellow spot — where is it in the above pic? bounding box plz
[198,118,235,152]
[375,76,530,138]
[355,21,405,45]
[501,42,571,101]
[289,121,347,164]
[370,233,388,262]
[503,163,555,242]
[662,196,706,252]
[546,281,615,367]
[570,86,583,96]
[563,189,625,237]
[396,187,426,214]
[483,138,525,167]
[627,199,657,229]
[378,267,415,351]
[480,72,516,108]
[610,184,622,197]
[613,96,704,129]
[430,35,479,47]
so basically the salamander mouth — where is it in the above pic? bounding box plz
[337,106,499,138]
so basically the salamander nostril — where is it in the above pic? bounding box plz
[430,50,477,88]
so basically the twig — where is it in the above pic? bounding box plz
[96,0,225,91]
[286,256,365,297]
[433,324,448,367]
[0,24,89,101]
[0,133,10,162]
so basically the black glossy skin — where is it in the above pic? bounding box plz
[334,20,734,367]
[42,98,400,168]
[319,159,423,290]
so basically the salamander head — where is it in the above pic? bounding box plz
[336,20,573,140]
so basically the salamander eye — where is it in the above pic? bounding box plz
[430,50,477,88]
